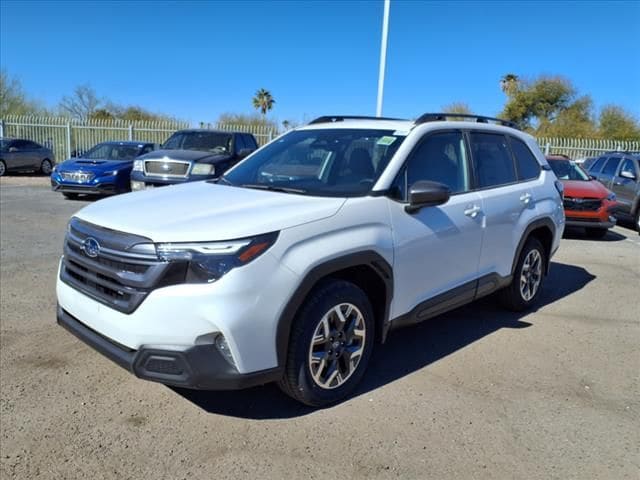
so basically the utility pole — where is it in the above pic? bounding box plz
[376,0,391,117]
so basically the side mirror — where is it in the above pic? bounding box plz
[8,147,18,153]
[237,148,253,159]
[405,181,451,213]
[620,170,637,180]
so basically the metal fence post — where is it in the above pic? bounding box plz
[66,123,72,159]
[545,142,550,155]
[129,124,133,141]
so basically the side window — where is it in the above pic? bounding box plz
[403,131,470,197]
[246,135,258,150]
[469,132,517,188]
[602,157,621,176]
[235,134,246,152]
[140,145,154,155]
[12,140,29,150]
[509,136,541,181]
[589,156,607,173]
[619,158,636,177]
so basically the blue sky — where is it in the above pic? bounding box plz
[1,0,639,125]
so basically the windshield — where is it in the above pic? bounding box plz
[83,143,142,161]
[222,129,406,197]
[163,131,232,153]
[548,159,590,181]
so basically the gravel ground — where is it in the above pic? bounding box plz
[1,177,639,479]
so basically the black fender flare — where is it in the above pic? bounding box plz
[275,250,393,368]
[511,217,556,276]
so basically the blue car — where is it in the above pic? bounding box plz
[51,141,157,199]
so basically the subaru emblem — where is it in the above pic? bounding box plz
[82,237,100,258]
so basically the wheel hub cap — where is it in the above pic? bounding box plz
[308,303,366,390]
[520,249,542,301]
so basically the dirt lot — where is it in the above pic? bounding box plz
[1,176,639,479]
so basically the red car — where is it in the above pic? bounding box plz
[547,155,618,238]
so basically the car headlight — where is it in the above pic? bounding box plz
[155,232,278,283]
[606,192,616,201]
[133,160,144,172]
[191,163,214,175]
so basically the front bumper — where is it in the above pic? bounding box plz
[57,305,281,390]
[130,171,216,189]
[564,202,618,229]
[565,217,616,229]
[51,174,127,195]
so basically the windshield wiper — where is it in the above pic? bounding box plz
[240,183,307,194]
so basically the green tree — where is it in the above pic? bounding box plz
[598,105,640,141]
[499,73,520,96]
[217,112,278,130]
[0,69,45,116]
[536,96,597,138]
[252,88,275,116]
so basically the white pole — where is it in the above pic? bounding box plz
[376,0,390,117]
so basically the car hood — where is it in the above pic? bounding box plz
[74,181,347,242]
[59,159,133,172]
[561,179,611,198]
[140,149,229,163]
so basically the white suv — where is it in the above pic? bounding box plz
[57,114,565,406]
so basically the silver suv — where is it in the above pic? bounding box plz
[56,114,565,406]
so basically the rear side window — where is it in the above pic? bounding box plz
[469,133,517,188]
[602,157,621,176]
[509,137,541,181]
[589,156,607,172]
[245,134,258,150]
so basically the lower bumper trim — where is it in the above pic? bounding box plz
[57,305,282,390]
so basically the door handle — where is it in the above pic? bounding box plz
[520,193,532,204]
[464,205,482,218]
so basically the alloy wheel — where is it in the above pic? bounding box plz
[41,160,52,175]
[308,303,366,390]
[520,249,542,301]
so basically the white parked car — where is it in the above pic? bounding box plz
[56,114,565,406]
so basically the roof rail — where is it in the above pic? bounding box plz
[308,115,407,125]
[414,113,518,129]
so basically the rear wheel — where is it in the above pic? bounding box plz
[586,227,608,239]
[500,237,546,312]
[0,160,6,176]
[278,280,374,407]
[40,159,53,175]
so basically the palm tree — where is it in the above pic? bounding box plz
[500,74,519,96]
[252,88,275,116]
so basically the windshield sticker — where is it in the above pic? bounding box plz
[377,136,397,146]
[393,130,409,136]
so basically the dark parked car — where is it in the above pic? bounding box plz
[0,138,55,176]
[130,129,258,190]
[586,152,640,230]
[51,141,157,199]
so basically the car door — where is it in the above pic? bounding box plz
[10,140,37,169]
[468,131,534,279]
[597,156,622,189]
[388,130,484,318]
[612,158,639,215]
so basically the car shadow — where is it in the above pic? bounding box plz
[563,227,627,242]
[170,261,595,419]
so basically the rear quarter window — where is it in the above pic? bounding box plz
[509,136,541,181]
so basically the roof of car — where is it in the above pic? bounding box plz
[175,129,247,135]
[99,141,153,146]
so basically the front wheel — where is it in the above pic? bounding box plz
[0,160,6,177]
[499,237,546,312]
[40,159,53,175]
[278,280,375,407]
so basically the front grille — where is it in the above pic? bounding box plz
[563,197,602,212]
[61,172,95,183]
[144,160,190,177]
[60,218,185,314]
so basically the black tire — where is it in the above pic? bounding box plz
[499,237,546,312]
[634,208,640,233]
[278,280,375,407]
[40,159,53,175]
[0,160,6,177]
[586,227,608,239]
[62,192,79,200]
